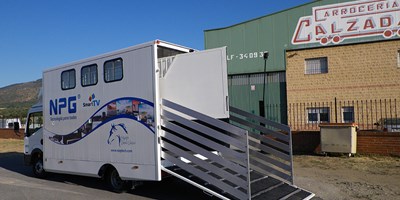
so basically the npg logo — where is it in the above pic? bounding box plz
[49,96,77,115]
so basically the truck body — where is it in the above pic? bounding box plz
[24,40,228,188]
[23,40,314,200]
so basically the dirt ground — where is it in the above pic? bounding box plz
[293,154,400,200]
[1,139,400,200]
[0,139,23,154]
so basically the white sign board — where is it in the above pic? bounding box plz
[292,0,400,45]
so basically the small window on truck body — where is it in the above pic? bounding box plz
[81,64,98,87]
[104,58,123,83]
[61,69,76,90]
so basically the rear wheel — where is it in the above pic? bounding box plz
[32,156,46,178]
[106,168,131,193]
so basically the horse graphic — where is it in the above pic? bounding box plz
[107,123,128,146]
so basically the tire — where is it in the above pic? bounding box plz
[106,168,131,193]
[32,156,46,178]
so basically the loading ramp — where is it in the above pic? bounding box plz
[160,99,314,200]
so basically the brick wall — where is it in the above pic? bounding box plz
[292,130,400,156]
[0,128,24,139]
[286,40,400,130]
[292,131,320,154]
[357,131,400,156]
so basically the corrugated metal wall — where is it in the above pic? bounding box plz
[228,72,287,124]
[204,0,354,74]
[204,0,354,123]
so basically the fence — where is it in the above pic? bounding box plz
[288,98,400,131]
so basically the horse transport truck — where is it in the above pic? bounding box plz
[23,40,314,200]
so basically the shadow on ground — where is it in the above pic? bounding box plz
[0,152,216,199]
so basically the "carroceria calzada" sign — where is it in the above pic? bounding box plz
[292,0,400,45]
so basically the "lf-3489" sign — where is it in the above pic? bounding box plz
[292,0,400,45]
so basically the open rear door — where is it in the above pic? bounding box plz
[159,47,228,119]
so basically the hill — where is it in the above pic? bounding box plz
[0,79,42,118]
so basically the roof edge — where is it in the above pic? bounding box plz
[204,0,321,32]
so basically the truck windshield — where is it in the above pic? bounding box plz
[26,112,43,137]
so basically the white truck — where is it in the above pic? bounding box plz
[24,40,229,192]
[24,40,313,199]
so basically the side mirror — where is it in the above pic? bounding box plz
[13,122,20,131]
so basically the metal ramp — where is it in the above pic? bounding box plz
[160,99,314,200]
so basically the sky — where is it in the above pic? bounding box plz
[0,0,312,88]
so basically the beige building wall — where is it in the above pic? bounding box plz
[286,40,400,130]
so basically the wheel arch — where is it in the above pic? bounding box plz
[98,163,115,178]
[30,148,43,164]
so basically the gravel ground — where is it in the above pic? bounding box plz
[2,139,400,199]
[293,154,400,200]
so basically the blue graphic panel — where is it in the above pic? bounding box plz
[48,97,154,145]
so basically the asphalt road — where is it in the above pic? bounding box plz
[0,152,215,200]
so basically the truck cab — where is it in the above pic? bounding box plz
[24,101,45,177]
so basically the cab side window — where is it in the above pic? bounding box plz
[26,112,43,137]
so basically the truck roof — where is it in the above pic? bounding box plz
[43,40,194,73]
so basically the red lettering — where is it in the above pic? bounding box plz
[368,4,374,11]
[359,5,365,12]
[364,19,375,29]
[347,20,358,31]
[332,10,339,16]
[350,7,356,13]
[393,1,399,8]
[315,25,327,35]
[324,11,329,17]
[380,16,392,28]
[377,3,384,10]
[331,23,342,34]
[293,19,312,43]
[341,8,347,15]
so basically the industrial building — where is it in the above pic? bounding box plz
[204,0,400,131]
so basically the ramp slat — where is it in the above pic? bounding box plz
[161,152,248,200]
[249,149,292,172]
[162,167,230,200]
[162,120,248,170]
[230,115,289,141]
[230,106,290,132]
[163,99,246,137]
[162,109,247,150]
[160,138,248,189]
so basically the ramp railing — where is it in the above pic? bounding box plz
[160,99,251,200]
[229,106,294,184]
[158,56,175,78]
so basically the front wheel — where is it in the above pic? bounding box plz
[32,157,46,178]
[106,168,131,193]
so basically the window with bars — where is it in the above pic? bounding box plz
[61,69,76,90]
[342,106,355,123]
[305,57,328,74]
[81,64,98,87]
[307,107,329,123]
[104,58,123,83]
